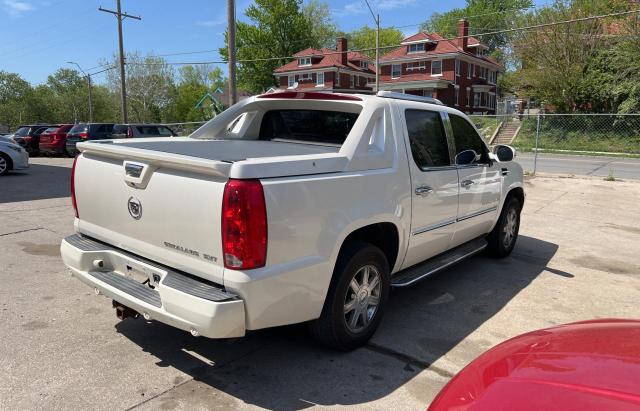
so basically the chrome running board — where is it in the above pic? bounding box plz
[391,237,487,287]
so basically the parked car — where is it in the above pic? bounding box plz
[428,319,640,411]
[12,124,54,155]
[112,124,177,139]
[60,91,524,349]
[0,135,29,175]
[65,123,115,156]
[39,124,74,156]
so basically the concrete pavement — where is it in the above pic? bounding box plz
[516,152,640,179]
[1,158,640,410]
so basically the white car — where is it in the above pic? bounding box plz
[60,91,524,349]
[0,135,29,175]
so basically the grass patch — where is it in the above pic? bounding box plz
[512,116,640,155]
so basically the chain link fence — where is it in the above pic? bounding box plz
[164,121,208,137]
[469,113,640,155]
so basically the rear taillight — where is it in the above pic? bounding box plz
[79,132,88,139]
[71,156,79,218]
[127,127,133,138]
[221,179,267,270]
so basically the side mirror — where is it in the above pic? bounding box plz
[455,149,478,165]
[493,145,516,162]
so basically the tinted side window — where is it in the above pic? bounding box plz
[449,114,489,165]
[405,109,450,169]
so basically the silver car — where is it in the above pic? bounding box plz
[0,136,29,175]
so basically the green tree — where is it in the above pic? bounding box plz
[303,0,340,48]
[345,26,404,59]
[104,52,176,122]
[219,0,315,93]
[172,65,227,122]
[421,0,533,57]
[0,71,34,129]
[514,0,629,111]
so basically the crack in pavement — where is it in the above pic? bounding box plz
[533,191,568,213]
[0,204,70,213]
[0,227,45,237]
[125,340,275,410]
[364,342,454,379]
[587,160,613,176]
[124,336,455,409]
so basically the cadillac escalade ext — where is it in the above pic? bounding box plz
[60,91,524,350]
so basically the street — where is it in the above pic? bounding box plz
[517,152,640,179]
[2,158,640,410]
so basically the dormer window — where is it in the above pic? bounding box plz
[407,43,425,53]
[359,61,368,69]
[298,57,312,66]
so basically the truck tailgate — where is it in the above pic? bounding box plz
[73,147,229,284]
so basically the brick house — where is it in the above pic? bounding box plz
[378,19,502,114]
[273,38,376,93]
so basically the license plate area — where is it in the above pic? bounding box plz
[96,252,166,288]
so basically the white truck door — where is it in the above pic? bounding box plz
[446,113,502,247]
[400,108,459,269]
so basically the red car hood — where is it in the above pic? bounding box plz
[429,319,640,411]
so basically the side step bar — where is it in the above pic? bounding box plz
[391,237,488,287]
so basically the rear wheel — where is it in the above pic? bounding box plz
[486,196,521,257]
[309,242,390,350]
[0,153,12,175]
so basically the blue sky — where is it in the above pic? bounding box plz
[2,0,489,85]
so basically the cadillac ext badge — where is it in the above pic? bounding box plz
[128,197,142,220]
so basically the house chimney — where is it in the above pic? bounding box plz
[336,37,348,66]
[457,19,469,51]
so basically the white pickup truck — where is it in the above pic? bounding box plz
[61,91,524,350]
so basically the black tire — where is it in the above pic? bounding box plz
[0,153,12,176]
[486,196,521,258]
[309,242,390,350]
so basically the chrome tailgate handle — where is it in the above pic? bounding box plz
[415,186,434,197]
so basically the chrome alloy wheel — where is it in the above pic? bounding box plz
[0,156,7,174]
[344,264,381,333]
[503,207,518,248]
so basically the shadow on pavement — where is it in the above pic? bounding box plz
[0,164,71,204]
[115,235,565,410]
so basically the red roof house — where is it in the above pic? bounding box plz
[378,19,503,114]
[273,37,376,93]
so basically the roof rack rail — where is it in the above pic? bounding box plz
[376,90,444,105]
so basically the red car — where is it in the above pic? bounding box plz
[429,319,640,411]
[38,124,73,156]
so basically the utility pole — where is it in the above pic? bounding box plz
[67,61,93,122]
[375,13,380,92]
[227,0,237,106]
[99,1,141,123]
[364,0,380,92]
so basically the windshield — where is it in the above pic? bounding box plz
[259,109,359,146]
[14,127,29,137]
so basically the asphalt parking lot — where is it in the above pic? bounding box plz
[2,157,640,410]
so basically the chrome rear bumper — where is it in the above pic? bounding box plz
[61,234,246,338]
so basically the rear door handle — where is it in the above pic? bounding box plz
[415,186,434,197]
[501,168,510,176]
[461,180,474,187]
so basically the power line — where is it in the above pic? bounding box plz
[117,9,638,67]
